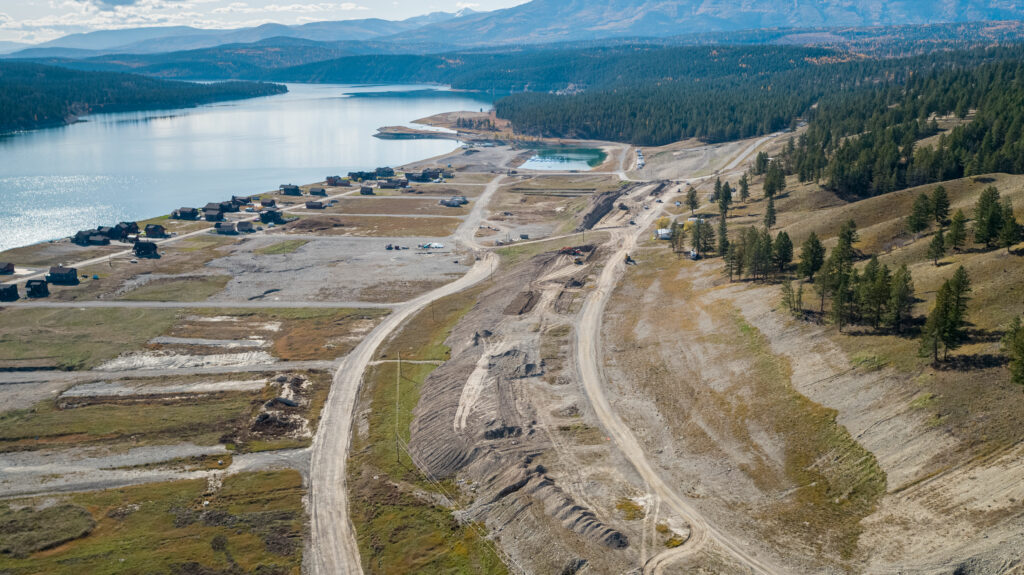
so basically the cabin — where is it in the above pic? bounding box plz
[0,262,14,275]
[173,207,199,220]
[96,226,115,239]
[442,171,454,179]
[261,198,277,208]
[407,168,443,182]
[326,176,347,186]
[308,187,327,197]
[47,265,78,285]
[88,235,110,246]
[378,179,401,189]
[219,201,239,213]
[260,209,285,224]
[375,167,395,178]
[134,241,159,258]
[72,231,92,245]
[144,224,167,238]
[237,221,256,233]
[359,186,375,196]
[305,201,325,210]
[118,222,140,236]
[232,195,252,207]
[280,184,302,196]
[204,209,224,222]
[348,171,375,182]
[214,222,237,235]
[204,202,225,213]
[0,284,18,302]
[26,280,48,298]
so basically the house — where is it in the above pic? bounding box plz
[0,262,14,275]
[119,222,140,235]
[134,241,159,258]
[309,187,327,197]
[442,171,454,179]
[261,198,277,208]
[144,224,167,238]
[378,179,401,189]
[219,200,239,213]
[0,284,17,302]
[96,226,115,239]
[305,201,325,210]
[25,280,48,298]
[655,228,673,241]
[260,209,285,224]
[232,195,252,206]
[47,265,78,285]
[327,176,349,187]
[72,230,92,245]
[375,167,395,178]
[88,235,110,246]
[204,202,225,213]
[348,171,375,181]
[237,221,256,233]
[204,209,224,222]
[407,169,442,183]
[360,186,375,196]
[280,184,302,196]
[172,207,199,220]
[214,222,237,235]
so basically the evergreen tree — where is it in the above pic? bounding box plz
[947,209,967,252]
[887,264,915,334]
[691,218,715,257]
[719,182,733,210]
[920,281,953,362]
[931,185,950,224]
[754,151,769,175]
[772,231,794,272]
[998,200,1020,253]
[717,208,730,256]
[686,186,699,215]
[798,232,825,281]
[974,186,1004,247]
[863,258,892,329]
[830,270,854,331]
[1002,316,1024,385]
[739,173,750,202]
[835,219,859,266]
[927,229,946,265]
[764,160,786,198]
[670,222,686,253]
[908,193,933,233]
[948,266,972,347]
[764,195,777,229]
[713,178,723,203]
[724,243,739,281]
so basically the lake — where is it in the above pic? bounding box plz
[0,84,492,252]
[519,147,607,171]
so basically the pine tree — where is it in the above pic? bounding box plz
[719,182,733,210]
[932,185,950,224]
[764,160,786,198]
[948,266,972,347]
[908,193,933,233]
[974,186,1004,247]
[713,178,723,204]
[781,280,795,311]
[739,173,750,202]
[947,209,967,252]
[927,229,946,265]
[686,186,698,215]
[798,232,825,281]
[772,231,793,272]
[754,151,769,175]
[998,200,1020,253]
[1002,316,1024,385]
[867,260,892,329]
[764,195,777,229]
[724,244,739,281]
[920,281,952,363]
[717,208,729,256]
[830,270,853,331]
[887,264,915,334]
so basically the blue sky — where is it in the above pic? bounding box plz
[0,0,528,43]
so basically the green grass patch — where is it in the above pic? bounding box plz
[615,498,645,521]
[0,308,179,370]
[255,240,309,256]
[0,470,304,574]
[0,393,256,452]
[349,283,506,574]
[117,275,231,302]
[0,504,95,558]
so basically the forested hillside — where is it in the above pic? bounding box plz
[0,62,286,132]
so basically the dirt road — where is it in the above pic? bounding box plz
[307,173,506,575]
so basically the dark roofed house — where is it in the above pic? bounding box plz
[261,198,277,208]
[260,209,285,224]
[88,235,110,246]
[360,186,374,196]
[204,202,224,212]
[134,241,159,258]
[280,184,302,196]
[326,176,345,186]
[214,222,237,235]
[173,207,199,220]
[232,195,252,206]
[97,226,115,238]
[237,221,256,233]
[119,222,140,235]
[375,167,395,178]
[73,230,93,245]
[305,201,325,210]
[204,209,224,222]
[309,187,327,197]
[379,179,400,189]
[144,224,167,238]
[407,168,442,183]
[26,280,48,298]
[0,284,17,302]
[0,262,14,275]
[47,265,78,285]
[219,201,238,213]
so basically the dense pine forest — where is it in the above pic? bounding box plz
[0,62,286,133]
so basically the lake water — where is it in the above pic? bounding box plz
[519,147,607,171]
[0,84,492,252]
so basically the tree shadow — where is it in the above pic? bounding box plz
[939,354,1009,371]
